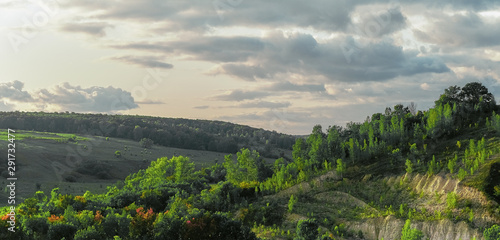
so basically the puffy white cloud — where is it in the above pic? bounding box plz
[0,81,138,113]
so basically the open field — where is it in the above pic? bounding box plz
[0,130,247,204]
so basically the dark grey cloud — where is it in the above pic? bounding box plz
[416,0,500,11]
[209,33,450,82]
[414,12,500,48]
[113,36,264,63]
[63,0,354,32]
[0,80,33,102]
[35,82,138,112]
[109,55,173,69]
[352,7,407,38]
[119,33,449,83]
[61,0,500,35]
[212,90,270,102]
[60,22,113,37]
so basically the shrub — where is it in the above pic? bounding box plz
[22,217,49,238]
[74,226,105,240]
[446,192,458,209]
[401,219,423,240]
[295,218,319,240]
[102,211,130,239]
[140,138,154,149]
[484,225,500,240]
[47,223,77,240]
[288,194,298,213]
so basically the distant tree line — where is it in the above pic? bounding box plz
[0,112,296,155]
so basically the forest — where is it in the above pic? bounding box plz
[1,82,500,240]
[0,112,296,158]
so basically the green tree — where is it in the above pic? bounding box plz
[459,82,495,106]
[293,138,307,161]
[327,126,343,159]
[405,159,413,174]
[307,125,327,166]
[288,194,298,213]
[336,158,345,178]
[224,148,261,185]
[401,219,423,240]
[484,224,500,240]
[294,219,319,240]
[173,156,195,183]
[446,192,457,209]
[448,154,457,174]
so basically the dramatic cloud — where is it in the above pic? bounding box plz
[414,12,500,48]
[63,0,355,32]
[349,7,407,38]
[0,81,33,102]
[3,0,500,134]
[0,81,138,113]
[108,55,173,69]
[120,33,449,83]
[35,83,138,112]
[113,36,265,63]
[210,33,449,82]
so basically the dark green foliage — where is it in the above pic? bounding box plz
[288,194,298,213]
[484,224,500,240]
[139,138,154,148]
[102,210,131,239]
[0,111,295,154]
[295,218,319,240]
[74,226,105,240]
[243,200,284,226]
[22,217,49,238]
[152,213,183,240]
[47,223,77,240]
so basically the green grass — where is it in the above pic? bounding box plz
[0,129,88,142]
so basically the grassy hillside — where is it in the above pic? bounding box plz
[0,130,288,206]
[0,112,296,158]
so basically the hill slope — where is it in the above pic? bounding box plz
[0,111,296,158]
[0,130,288,205]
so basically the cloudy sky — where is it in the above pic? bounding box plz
[1,0,500,134]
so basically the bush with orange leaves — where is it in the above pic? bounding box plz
[47,214,64,223]
[94,210,103,223]
[130,207,157,238]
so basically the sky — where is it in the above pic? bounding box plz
[1,0,500,135]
